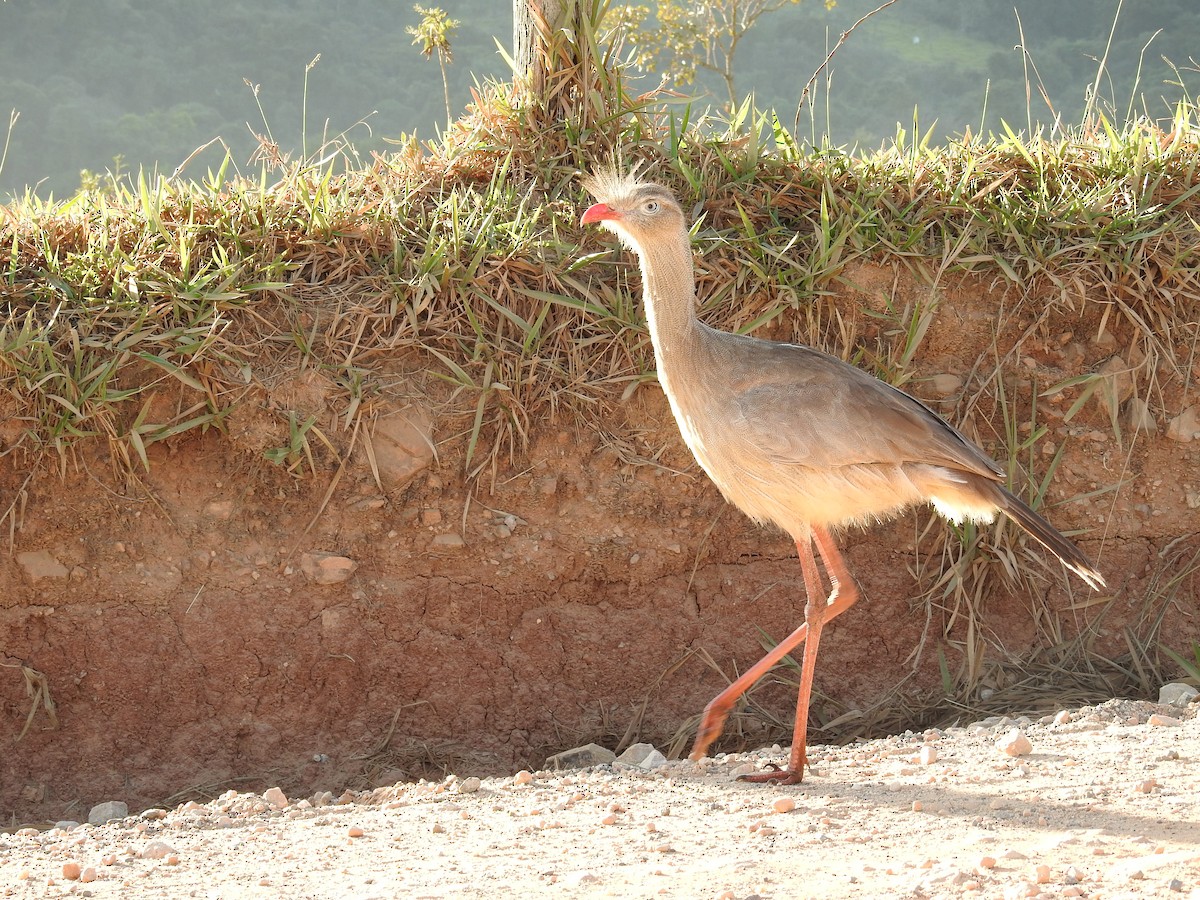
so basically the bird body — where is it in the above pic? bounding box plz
[581,168,1104,783]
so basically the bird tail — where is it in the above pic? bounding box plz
[996,486,1106,590]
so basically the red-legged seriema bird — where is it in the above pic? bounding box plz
[580,167,1105,785]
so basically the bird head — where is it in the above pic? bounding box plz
[580,168,686,252]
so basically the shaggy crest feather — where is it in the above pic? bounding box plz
[581,162,646,205]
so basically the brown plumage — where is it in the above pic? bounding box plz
[581,168,1105,784]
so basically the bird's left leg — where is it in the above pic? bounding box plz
[690,526,860,779]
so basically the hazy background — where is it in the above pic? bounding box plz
[1,0,1198,199]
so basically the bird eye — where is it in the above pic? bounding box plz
[644,200,660,213]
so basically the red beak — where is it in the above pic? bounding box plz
[581,202,618,225]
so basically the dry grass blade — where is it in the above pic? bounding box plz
[1,662,58,741]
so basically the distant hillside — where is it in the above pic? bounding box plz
[1,0,1198,198]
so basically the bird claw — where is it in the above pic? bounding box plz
[735,762,806,785]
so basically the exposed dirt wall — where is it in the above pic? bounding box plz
[3,265,1197,825]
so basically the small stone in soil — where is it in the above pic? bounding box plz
[88,800,130,825]
[139,840,178,860]
[263,787,288,809]
[996,728,1033,757]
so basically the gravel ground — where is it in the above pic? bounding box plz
[2,698,1198,900]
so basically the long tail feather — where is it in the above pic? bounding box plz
[997,487,1105,590]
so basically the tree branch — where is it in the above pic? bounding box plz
[792,0,900,137]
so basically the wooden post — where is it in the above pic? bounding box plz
[512,0,569,100]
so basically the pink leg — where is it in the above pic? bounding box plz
[690,525,860,784]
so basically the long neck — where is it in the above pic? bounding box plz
[635,228,698,366]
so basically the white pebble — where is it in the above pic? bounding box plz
[1147,713,1181,727]
[139,840,178,860]
[262,787,288,809]
[773,797,796,814]
[996,728,1033,757]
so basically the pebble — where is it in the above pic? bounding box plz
[458,776,482,794]
[80,867,97,883]
[62,862,82,880]
[299,551,358,583]
[139,840,178,860]
[513,770,533,785]
[996,728,1033,757]
[1147,713,1182,727]
[1035,863,1052,884]
[88,800,129,825]
[1158,683,1199,707]
[772,797,796,814]
[919,745,938,765]
[263,786,289,809]
[347,826,364,838]
[546,743,616,770]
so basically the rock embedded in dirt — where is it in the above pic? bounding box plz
[1165,405,1200,442]
[546,742,616,770]
[928,373,964,397]
[87,800,128,825]
[615,742,666,769]
[204,499,235,520]
[1158,682,1199,707]
[370,403,435,488]
[299,552,357,585]
[16,550,69,581]
[1123,396,1156,434]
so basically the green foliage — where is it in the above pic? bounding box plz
[4,1,1200,198]
[407,4,460,63]
[608,0,836,110]
[407,4,461,125]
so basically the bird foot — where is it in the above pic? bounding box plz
[736,763,805,785]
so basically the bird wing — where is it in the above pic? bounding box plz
[714,333,1005,481]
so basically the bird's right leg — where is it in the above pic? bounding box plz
[737,526,860,783]
[689,526,859,773]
